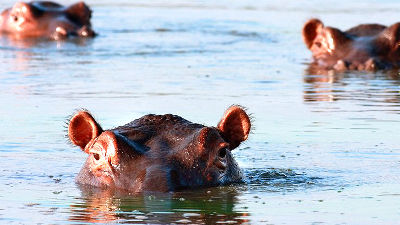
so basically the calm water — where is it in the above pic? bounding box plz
[1,0,400,224]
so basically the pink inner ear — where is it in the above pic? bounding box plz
[218,106,251,149]
[68,111,102,151]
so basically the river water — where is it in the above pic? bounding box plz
[0,0,399,224]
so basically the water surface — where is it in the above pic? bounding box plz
[0,0,400,224]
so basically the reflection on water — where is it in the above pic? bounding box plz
[0,35,94,49]
[304,65,400,105]
[1,0,400,224]
[70,185,249,224]
[0,35,95,79]
[67,168,324,224]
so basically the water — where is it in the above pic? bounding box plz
[0,0,400,224]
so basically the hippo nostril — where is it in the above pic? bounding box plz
[218,148,227,159]
[93,153,100,160]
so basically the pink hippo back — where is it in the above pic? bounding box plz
[0,1,95,40]
[302,18,400,71]
[67,106,251,192]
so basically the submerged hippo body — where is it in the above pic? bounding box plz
[303,19,400,71]
[0,1,95,40]
[68,106,251,192]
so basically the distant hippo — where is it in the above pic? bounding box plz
[302,18,400,71]
[68,106,251,192]
[0,1,95,40]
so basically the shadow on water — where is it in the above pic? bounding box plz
[303,64,400,105]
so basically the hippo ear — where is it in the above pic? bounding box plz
[303,19,324,49]
[68,111,103,151]
[11,2,43,19]
[376,23,400,49]
[322,27,351,53]
[303,19,350,54]
[217,106,251,150]
[66,2,92,26]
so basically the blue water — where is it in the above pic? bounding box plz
[0,0,400,224]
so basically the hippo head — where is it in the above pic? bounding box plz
[302,18,400,71]
[0,1,95,40]
[67,106,251,192]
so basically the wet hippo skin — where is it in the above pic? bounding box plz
[303,18,400,71]
[68,106,251,192]
[0,1,95,40]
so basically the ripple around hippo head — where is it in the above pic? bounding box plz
[244,168,324,192]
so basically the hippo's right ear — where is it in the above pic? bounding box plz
[376,23,400,50]
[66,2,92,26]
[217,106,251,150]
[303,19,324,49]
[68,111,103,151]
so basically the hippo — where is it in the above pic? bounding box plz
[67,106,251,192]
[0,1,95,40]
[302,18,400,71]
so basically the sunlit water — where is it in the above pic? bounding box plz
[0,0,400,224]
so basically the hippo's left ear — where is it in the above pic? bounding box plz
[303,18,324,49]
[68,111,103,151]
[66,2,92,25]
[303,19,350,54]
[217,106,251,150]
[11,2,43,19]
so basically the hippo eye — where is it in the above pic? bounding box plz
[315,42,322,48]
[218,148,227,159]
[93,153,100,160]
[11,15,18,22]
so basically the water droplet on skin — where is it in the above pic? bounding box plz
[135,215,148,220]
[55,27,67,36]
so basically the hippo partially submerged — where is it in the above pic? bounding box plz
[0,1,95,40]
[303,18,400,71]
[68,106,251,192]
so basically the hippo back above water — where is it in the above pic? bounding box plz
[302,18,400,71]
[0,1,95,40]
[68,106,251,192]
